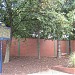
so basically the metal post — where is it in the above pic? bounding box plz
[0,41,2,73]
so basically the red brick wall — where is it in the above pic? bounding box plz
[71,40,75,52]
[2,38,75,57]
[60,41,66,53]
[2,38,56,57]
[40,40,55,57]
[2,40,6,55]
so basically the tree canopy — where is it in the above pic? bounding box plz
[0,0,74,39]
[0,0,75,60]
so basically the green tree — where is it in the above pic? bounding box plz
[0,0,73,61]
[4,0,14,63]
[10,0,73,58]
[0,0,18,63]
[61,0,75,54]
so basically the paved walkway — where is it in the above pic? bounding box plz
[28,69,73,75]
[0,70,73,75]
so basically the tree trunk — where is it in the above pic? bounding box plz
[66,40,69,54]
[57,40,61,58]
[4,0,13,63]
[4,40,10,63]
[18,38,20,57]
[69,39,71,54]
[54,39,57,57]
[37,31,40,59]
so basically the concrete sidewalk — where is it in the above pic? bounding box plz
[0,70,73,75]
[28,69,73,75]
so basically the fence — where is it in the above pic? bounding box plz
[2,38,75,57]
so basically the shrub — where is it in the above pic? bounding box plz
[68,52,75,68]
